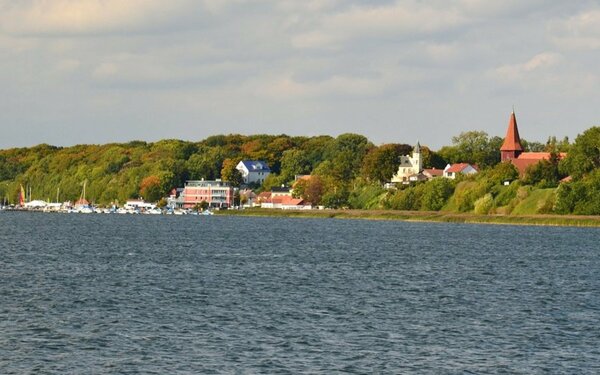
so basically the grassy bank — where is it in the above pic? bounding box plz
[217,208,600,227]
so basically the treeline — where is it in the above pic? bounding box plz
[0,127,598,214]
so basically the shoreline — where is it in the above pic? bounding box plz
[216,208,600,228]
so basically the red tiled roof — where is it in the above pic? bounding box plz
[257,192,272,202]
[423,168,443,176]
[500,111,524,152]
[271,196,304,205]
[445,163,476,173]
[509,152,567,175]
[510,158,540,175]
[517,152,567,160]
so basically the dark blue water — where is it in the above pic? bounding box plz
[1,212,600,374]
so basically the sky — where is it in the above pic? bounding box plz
[0,0,599,150]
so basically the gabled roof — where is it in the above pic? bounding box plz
[423,168,443,177]
[509,152,567,175]
[271,196,304,206]
[239,160,271,172]
[257,191,272,201]
[445,163,478,173]
[510,158,541,175]
[500,111,524,152]
[517,152,567,160]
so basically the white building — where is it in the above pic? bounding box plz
[391,143,423,184]
[236,160,271,184]
[124,199,156,210]
[443,163,479,179]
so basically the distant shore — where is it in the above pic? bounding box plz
[217,208,600,227]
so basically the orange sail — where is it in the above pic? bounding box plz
[19,185,25,206]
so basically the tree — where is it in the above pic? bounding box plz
[187,147,224,180]
[139,175,162,202]
[220,159,244,187]
[559,127,600,180]
[447,131,501,168]
[295,176,325,205]
[420,178,455,211]
[279,149,311,183]
[522,154,560,188]
[361,144,411,183]
[485,162,519,185]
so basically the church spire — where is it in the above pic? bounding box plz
[500,110,523,161]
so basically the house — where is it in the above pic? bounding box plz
[423,168,443,180]
[239,188,257,207]
[407,172,428,183]
[500,110,566,175]
[391,143,423,184]
[236,160,271,184]
[176,179,234,208]
[271,186,292,197]
[443,163,479,179]
[260,195,312,210]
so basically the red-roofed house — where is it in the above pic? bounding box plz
[260,195,311,210]
[443,163,479,179]
[423,168,443,179]
[500,110,566,175]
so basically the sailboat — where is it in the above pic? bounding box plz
[74,180,93,213]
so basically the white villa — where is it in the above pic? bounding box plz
[391,143,423,184]
[236,160,271,184]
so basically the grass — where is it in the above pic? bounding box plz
[217,208,600,227]
[511,188,555,215]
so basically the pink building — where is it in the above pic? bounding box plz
[180,180,233,208]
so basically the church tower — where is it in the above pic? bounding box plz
[500,110,524,161]
[412,141,423,172]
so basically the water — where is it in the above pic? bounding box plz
[1,212,599,374]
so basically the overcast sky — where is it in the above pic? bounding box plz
[1,0,598,150]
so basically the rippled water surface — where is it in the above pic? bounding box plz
[1,212,600,373]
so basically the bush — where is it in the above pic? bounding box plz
[420,178,455,211]
[474,193,494,214]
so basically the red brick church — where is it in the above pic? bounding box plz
[500,110,565,174]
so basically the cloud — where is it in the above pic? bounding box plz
[292,1,467,49]
[550,8,600,50]
[0,0,195,36]
[495,52,563,77]
[488,51,598,96]
[260,75,385,99]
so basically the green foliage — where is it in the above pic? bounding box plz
[483,162,519,185]
[491,181,521,209]
[420,178,455,211]
[438,131,501,168]
[385,185,422,211]
[560,127,600,180]
[447,180,489,212]
[348,181,386,209]
[360,144,411,183]
[0,125,598,216]
[279,149,311,184]
[220,158,243,187]
[293,176,325,205]
[522,154,561,188]
[555,169,600,214]
[511,188,556,215]
[474,193,494,214]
